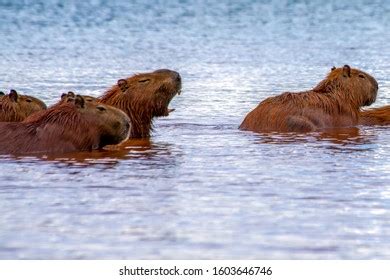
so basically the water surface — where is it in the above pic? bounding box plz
[0,0,389,259]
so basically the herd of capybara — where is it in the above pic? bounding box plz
[0,65,389,155]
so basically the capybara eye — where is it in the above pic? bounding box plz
[358,74,366,79]
[138,78,150,83]
[26,99,32,103]
[96,105,106,112]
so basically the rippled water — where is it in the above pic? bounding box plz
[0,0,390,259]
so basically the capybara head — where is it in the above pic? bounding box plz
[99,69,182,138]
[0,89,47,122]
[314,65,378,107]
[74,95,131,147]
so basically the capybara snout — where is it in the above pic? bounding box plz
[154,69,182,84]
[97,105,131,146]
[77,96,131,147]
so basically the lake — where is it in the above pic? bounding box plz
[0,0,389,259]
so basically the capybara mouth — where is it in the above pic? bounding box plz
[165,87,182,116]
[154,72,182,117]
[122,121,131,140]
[116,120,131,143]
[99,120,130,147]
[364,93,377,106]
[363,84,378,107]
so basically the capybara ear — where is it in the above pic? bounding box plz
[61,93,67,99]
[331,66,336,71]
[343,65,351,77]
[117,79,128,92]
[0,91,5,96]
[75,95,85,108]
[9,89,18,102]
[67,91,75,98]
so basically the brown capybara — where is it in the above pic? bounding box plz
[239,65,378,133]
[99,69,182,138]
[359,105,390,125]
[0,89,47,122]
[0,95,130,155]
[26,92,100,123]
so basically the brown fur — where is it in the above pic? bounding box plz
[99,69,181,138]
[359,105,390,125]
[0,96,130,155]
[239,65,378,133]
[25,92,100,122]
[0,90,47,122]
[53,91,97,107]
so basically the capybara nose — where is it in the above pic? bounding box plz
[154,69,181,82]
[175,72,181,83]
[169,71,181,84]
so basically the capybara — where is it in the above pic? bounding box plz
[0,95,130,155]
[359,105,390,125]
[239,65,378,133]
[22,92,101,124]
[99,69,181,138]
[0,89,47,122]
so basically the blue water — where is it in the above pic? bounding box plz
[0,0,389,259]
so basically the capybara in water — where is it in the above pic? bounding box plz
[0,95,130,155]
[27,91,99,121]
[99,69,182,138]
[0,89,47,122]
[359,105,390,125]
[239,65,378,133]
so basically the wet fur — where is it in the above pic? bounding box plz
[240,66,378,133]
[0,91,47,122]
[99,69,181,138]
[359,105,390,125]
[0,100,130,155]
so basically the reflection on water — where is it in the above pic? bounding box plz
[255,127,376,150]
[1,0,390,259]
[0,139,177,167]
